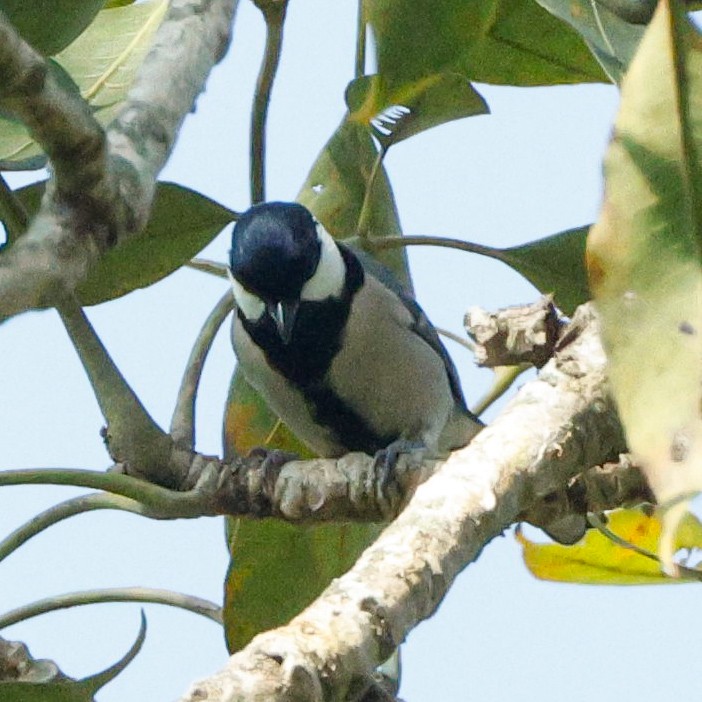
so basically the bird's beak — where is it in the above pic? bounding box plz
[266,300,299,345]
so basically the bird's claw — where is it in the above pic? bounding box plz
[248,447,298,495]
[373,439,426,517]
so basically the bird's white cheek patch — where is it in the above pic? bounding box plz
[229,270,265,320]
[300,224,346,301]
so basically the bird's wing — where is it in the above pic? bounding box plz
[344,244,472,414]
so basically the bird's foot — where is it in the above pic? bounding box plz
[248,447,298,496]
[373,439,427,516]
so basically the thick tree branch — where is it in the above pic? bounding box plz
[0,304,647,702]
[2,306,639,531]
[0,0,239,322]
[0,635,68,683]
[521,454,652,543]
[466,297,564,368]
[0,17,108,193]
[178,303,628,701]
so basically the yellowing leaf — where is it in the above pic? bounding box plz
[222,370,311,459]
[587,0,702,566]
[518,510,701,584]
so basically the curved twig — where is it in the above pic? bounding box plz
[170,291,235,448]
[0,468,207,518]
[250,1,289,204]
[0,587,223,630]
[0,492,153,564]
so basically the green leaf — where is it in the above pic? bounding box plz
[14,181,235,305]
[535,0,647,83]
[587,0,702,556]
[0,0,167,169]
[224,513,378,652]
[430,226,589,315]
[297,119,410,284]
[365,0,607,87]
[0,111,48,171]
[518,509,701,584]
[0,612,146,701]
[596,0,657,23]
[345,72,488,148]
[495,225,590,315]
[222,370,311,462]
[0,0,107,55]
[222,371,380,652]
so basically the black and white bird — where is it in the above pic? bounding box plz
[228,201,482,465]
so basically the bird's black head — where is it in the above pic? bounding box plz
[229,202,321,302]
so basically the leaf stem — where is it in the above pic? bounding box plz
[587,512,660,561]
[435,325,475,352]
[366,233,502,259]
[587,513,702,581]
[355,145,386,239]
[0,587,223,630]
[170,291,235,448]
[0,173,28,244]
[471,364,530,417]
[57,297,173,482]
[0,468,207,517]
[187,258,229,278]
[250,0,289,204]
[355,0,366,79]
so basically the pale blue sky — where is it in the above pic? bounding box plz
[2,2,700,700]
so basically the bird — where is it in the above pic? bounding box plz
[227,201,482,469]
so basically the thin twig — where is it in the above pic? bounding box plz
[0,587,223,630]
[471,364,530,417]
[0,468,207,518]
[250,1,289,204]
[171,291,235,448]
[187,257,229,278]
[435,325,475,352]
[356,146,386,239]
[355,0,366,79]
[367,233,501,258]
[0,492,152,564]
[587,513,702,581]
